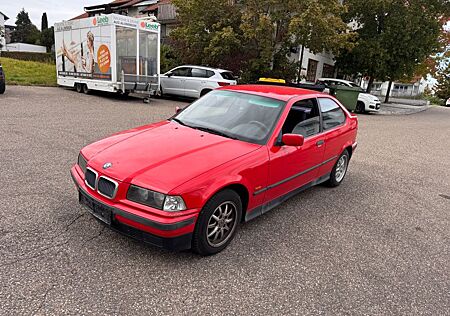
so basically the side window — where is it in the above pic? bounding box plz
[191,68,208,78]
[206,70,215,78]
[281,98,321,138]
[318,98,346,130]
[172,67,191,77]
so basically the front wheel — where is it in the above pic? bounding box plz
[192,189,242,255]
[356,101,366,113]
[325,150,350,187]
[75,83,82,93]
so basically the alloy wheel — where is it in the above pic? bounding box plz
[335,155,348,182]
[206,201,237,248]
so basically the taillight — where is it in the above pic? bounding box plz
[218,82,230,86]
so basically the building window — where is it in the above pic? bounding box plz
[306,59,318,82]
[371,83,382,91]
[322,63,335,78]
[394,84,409,92]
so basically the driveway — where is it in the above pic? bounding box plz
[1,86,449,315]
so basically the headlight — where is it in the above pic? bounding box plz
[127,185,186,212]
[78,153,87,174]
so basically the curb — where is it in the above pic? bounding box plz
[376,105,431,116]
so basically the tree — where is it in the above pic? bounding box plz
[11,8,40,44]
[434,64,450,100]
[41,26,54,52]
[161,44,181,73]
[41,12,48,31]
[171,0,353,82]
[336,0,449,103]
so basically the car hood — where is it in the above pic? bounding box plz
[83,121,260,193]
[359,93,380,102]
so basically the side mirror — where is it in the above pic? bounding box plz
[166,72,173,77]
[175,106,182,114]
[282,134,304,147]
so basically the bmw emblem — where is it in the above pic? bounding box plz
[103,162,112,170]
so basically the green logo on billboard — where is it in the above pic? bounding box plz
[140,21,159,30]
[93,16,109,26]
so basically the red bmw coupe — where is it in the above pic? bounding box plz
[71,85,358,255]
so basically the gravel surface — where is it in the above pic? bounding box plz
[1,86,449,315]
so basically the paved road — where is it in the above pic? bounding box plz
[1,86,449,315]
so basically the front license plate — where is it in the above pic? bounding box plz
[79,191,112,225]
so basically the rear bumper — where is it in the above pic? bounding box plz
[71,167,196,251]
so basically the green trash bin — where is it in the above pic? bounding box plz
[328,85,361,112]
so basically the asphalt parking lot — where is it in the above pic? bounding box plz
[1,86,449,315]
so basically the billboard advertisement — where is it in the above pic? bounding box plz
[55,17,112,81]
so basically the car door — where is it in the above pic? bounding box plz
[161,67,191,96]
[316,97,349,177]
[184,68,210,98]
[265,98,326,203]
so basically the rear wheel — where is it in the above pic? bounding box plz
[82,84,89,94]
[325,150,350,187]
[200,89,212,97]
[192,189,242,255]
[0,82,5,94]
[75,83,82,93]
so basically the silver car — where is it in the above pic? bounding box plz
[160,65,237,98]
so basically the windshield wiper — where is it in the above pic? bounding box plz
[171,117,188,127]
[191,125,239,140]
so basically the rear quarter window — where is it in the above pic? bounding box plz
[318,98,346,130]
[220,72,235,80]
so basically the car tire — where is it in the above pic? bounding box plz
[325,150,350,187]
[0,83,5,94]
[192,189,242,255]
[82,84,90,94]
[200,89,212,97]
[356,101,365,113]
[75,83,83,93]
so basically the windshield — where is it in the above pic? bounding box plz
[173,90,286,144]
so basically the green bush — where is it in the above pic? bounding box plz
[0,51,54,64]
[423,95,444,106]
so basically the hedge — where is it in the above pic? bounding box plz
[0,51,55,64]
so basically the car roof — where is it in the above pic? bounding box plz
[176,65,231,73]
[319,78,353,85]
[220,84,323,101]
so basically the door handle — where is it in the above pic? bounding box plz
[316,140,325,147]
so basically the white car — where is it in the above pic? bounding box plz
[160,65,237,98]
[446,98,450,107]
[317,78,381,113]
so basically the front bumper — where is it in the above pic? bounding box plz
[368,102,381,111]
[71,166,197,251]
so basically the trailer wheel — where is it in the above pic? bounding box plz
[82,84,90,94]
[75,83,82,93]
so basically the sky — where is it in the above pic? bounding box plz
[1,1,103,29]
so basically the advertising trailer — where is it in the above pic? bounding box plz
[54,14,160,96]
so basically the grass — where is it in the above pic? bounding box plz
[0,57,57,86]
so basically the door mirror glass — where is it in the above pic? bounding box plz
[282,134,304,147]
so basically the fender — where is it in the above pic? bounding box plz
[170,148,269,211]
